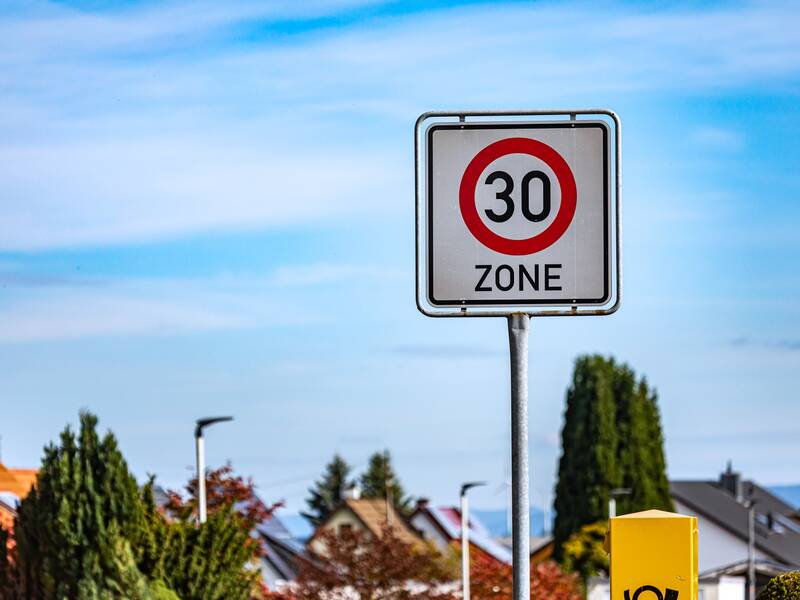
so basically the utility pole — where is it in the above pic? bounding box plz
[384,449,393,526]
[747,498,757,600]
[460,481,487,600]
[194,416,233,524]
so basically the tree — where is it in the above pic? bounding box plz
[138,500,261,600]
[291,525,456,599]
[155,463,283,598]
[470,557,582,600]
[360,450,413,515]
[302,453,353,526]
[13,411,154,598]
[553,355,672,560]
[6,411,265,600]
[758,572,800,599]
[165,461,281,553]
[560,521,609,584]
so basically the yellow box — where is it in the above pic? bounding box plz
[610,509,698,600]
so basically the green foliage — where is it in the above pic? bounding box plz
[302,453,353,526]
[13,411,148,598]
[8,411,261,600]
[553,356,673,560]
[140,502,259,600]
[359,450,413,515]
[560,521,609,584]
[758,572,800,600]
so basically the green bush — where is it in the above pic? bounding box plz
[758,572,800,600]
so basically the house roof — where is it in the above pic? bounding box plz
[309,498,421,547]
[671,479,800,567]
[0,464,35,499]
[411,505,512,564]
[699,558,797,581]
[257,515,308,581]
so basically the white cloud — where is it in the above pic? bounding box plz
[0,260,397,343]
[691,126,745,151]
[269,263,400,286]
[0,275,307,343]
[0,1,798,251]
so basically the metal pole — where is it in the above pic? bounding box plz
[196,433,206,524]
[748,502,756,600]
[609,497,616,519]
[461,491,471,600]
[508,313,530,600]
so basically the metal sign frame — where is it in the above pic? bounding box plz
[415,109,621,318]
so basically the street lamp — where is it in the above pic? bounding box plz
[609,488,632,518]
[460,481,487,600]
[195,416,233,524]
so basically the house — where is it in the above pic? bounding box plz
[671,463,800,593]
[409,500,512,564]
[307,496,421,556]
[257,514,309,592]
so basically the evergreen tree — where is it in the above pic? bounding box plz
[13,411,149,598]
[302,454,353,526]
[9,411,260,599]
[359,450,413,515]
[552,355,672,560]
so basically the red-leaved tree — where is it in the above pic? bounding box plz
[165,462,283,556]
[470,556,582,600]
[277,526,458,600]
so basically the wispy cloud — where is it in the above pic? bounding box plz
[269,263,401,287]
[691,126,745,152]
[728,337,800,352]
[0,274,316,343]
[1,1,799,251]
[0,259,396,342]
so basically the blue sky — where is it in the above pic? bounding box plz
[1,0,799,519]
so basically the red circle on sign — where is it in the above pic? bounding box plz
[459,137,577,255]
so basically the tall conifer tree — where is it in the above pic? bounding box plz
[553,355,672,560]
[14,412,147,598]
[360,450,413,515]
[303,454,353,525]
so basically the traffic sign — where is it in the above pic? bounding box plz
[415,111,620,316]
[413,109,621,600]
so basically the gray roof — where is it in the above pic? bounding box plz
[257,515,307,581]
[671,480,800,567]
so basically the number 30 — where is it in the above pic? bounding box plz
[484,170,551,223]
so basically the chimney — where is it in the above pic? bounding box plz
[415,497,430,511]
[343,484,361,500]
[719,461,743,502]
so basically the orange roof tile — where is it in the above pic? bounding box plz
[9,469,37,497]
[0,464,37,499]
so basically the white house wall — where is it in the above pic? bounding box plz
[409,513,451,553]
[673,500,770,572]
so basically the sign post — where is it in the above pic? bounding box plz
[415,110,621,599]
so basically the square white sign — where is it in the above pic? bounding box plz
[425,121,611,307]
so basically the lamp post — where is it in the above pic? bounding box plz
[195,416,233,524]
[609,487,632,519]
[460,481,487,600]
